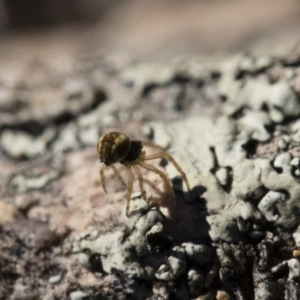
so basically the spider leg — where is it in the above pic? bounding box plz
[133,164,147,200]
[125,165,134,216]
[144,152,190,191]
[142,141,165,151]
[138,161,176,209]
[100,165,107,193]
[111,164,126,187]
[143,178,164,197]
[143,178,165,208]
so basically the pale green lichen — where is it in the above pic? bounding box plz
[75,52,300,298]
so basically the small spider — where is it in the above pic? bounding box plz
[97,132,190,216]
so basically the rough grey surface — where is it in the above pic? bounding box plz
[74,49,300,299]
[2,48,300,299]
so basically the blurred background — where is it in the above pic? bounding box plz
[1,2,300,299]
[0,0,300,64]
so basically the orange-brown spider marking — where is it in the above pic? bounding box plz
[97,132,190,216]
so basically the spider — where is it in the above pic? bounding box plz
[97,132,190,216]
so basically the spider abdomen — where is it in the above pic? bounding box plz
[97,132,131,166]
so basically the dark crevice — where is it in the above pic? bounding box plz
[261,103,269,112]
[242,140,259,158]
[18,199,40,217]
[141,83,160,97]
[244,186,269,204]
[263,123,274,135]
[0,120,46,136]
[279,113,300,126]
[209,147,234,193]
[235,66,271,80]
[52,111,74,126]
[223,166,233,193]
[230,107,246,120]
[209,146,219,172]
[173,75,191,84]
[235,69,248,80]
[89,253,106,273]
[273,167,283,174]
[141,76,204,97]
[219,94,227,102]
[281,56,300,67]
[92,89,107,108]
[270,158,283,174]
[211,71,221,80]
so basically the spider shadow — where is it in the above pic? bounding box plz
[122,171,211,244]
[163,179,211,244]
[125,178,171,218]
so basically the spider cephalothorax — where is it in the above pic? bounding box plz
[97,132,190,216]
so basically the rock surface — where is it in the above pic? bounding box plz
[2,48,300,299]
